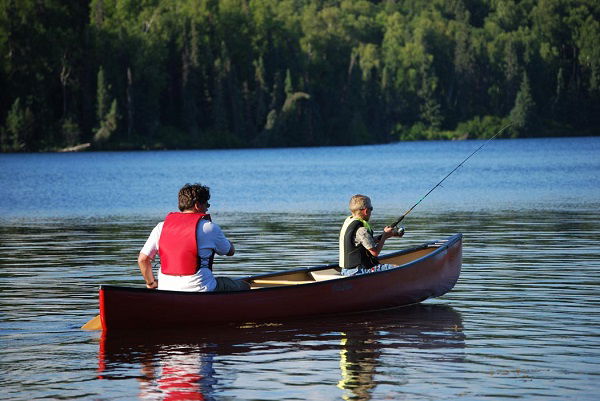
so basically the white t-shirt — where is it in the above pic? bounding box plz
[140,219,232,292]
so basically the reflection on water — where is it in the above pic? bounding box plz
[137,348,217,400]
[338,333,378,401]
[336,306,465,401]
[98,305,464,401]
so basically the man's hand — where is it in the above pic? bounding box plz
[226,241,235,256]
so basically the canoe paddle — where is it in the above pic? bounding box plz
[390,122,513,228]
[81,314,102,331]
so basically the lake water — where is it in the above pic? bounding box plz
[1,137,599,400]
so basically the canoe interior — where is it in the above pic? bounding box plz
[248,243,439,289]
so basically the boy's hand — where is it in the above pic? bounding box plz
[387,226,405,237]
[383,226,395,238]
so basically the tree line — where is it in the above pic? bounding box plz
[1,0,599,152]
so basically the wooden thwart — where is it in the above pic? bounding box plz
[310,268,342,281]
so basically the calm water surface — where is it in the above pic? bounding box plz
[1,137,599,400]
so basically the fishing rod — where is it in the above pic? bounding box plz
[390,122,513,228]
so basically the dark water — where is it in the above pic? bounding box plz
[1,137,599,400]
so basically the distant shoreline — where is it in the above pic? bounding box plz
[5,131,597,154]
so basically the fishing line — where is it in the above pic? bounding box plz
[390,122,513,228]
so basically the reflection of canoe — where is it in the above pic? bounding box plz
[98,234,462,331]
[99,304,465,364]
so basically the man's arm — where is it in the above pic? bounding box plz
[226,240,235,256]
[138,223,161,289]
[138,252,158,289]
[206,222,235,256]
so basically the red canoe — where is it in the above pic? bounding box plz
[98,233,462,331]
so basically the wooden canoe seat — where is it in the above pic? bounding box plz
[310,268,342,281]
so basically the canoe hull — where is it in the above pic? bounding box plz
[99,234,462,331]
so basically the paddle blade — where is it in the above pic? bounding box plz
[81,315,102,331]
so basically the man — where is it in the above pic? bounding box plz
[138,183,249,292]
[339,194,404,276]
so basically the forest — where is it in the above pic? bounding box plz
[1,0,599,152]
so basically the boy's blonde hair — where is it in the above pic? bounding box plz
[349,194,371,214]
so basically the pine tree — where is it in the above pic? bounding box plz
[181,20,200,138]
[94,99,118,144]
[285,69,293,95]
[94,67,118,145]
[509,73,538,137]
[96,67,110,124]
[3,98,34,152]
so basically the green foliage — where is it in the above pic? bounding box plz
[61,118,81,147]
[456,115,509,139]
[256,91,312,147]
[2,98,34,152]
[1,0,599,152]
[395,122,464,141]
[577,15,600,90]
[96,67,110,123]
[94,99,118,145]
[509,73,538,137]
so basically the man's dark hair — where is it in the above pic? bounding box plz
[178,183,210,211]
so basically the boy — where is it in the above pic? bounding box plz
[339,194,404,276]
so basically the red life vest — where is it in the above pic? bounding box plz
[159,212,211,276]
